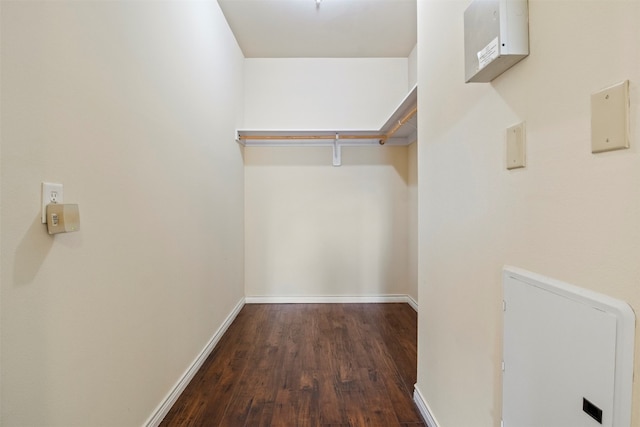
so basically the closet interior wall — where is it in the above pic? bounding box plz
[243,58,417,301]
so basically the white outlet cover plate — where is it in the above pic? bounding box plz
[41,182,63,223]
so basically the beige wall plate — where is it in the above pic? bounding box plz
[591,80,630,153]
[507,122,526,170]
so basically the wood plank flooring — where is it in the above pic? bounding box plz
[160,303,423,427]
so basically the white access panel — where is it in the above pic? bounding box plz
[502,267,635,427]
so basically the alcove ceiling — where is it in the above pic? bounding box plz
[217,0,417,58]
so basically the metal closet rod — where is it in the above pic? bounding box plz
[239,134,382,140]
[238,106,417,145]
[381,105,417,144]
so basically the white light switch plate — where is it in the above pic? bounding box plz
[591,80,630,153]
[41,182,63,223]
[506,122,526,170]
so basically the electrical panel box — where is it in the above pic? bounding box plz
[502,267,635,427]
[464,0,529,83]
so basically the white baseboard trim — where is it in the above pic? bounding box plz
[144,297,246,427]
[413,385,440,427]
[406,294,418,312]
[245,294,418,310]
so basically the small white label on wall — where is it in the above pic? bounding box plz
[477,37,499,70]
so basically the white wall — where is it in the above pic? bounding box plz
[243,58,413,299]
[407,142,418,303]
[245,145,411,298]
[0,2,245,425]
[416,1,640,426]
[408,44,418,89]
[244,58,408,130]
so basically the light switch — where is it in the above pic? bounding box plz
[591,80,630,153]
[506,122,526,170]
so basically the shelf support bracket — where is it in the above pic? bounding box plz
[332,133,341,167]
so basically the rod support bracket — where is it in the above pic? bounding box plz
[332,134,341,167]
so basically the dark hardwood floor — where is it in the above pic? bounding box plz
[160,303,423,427]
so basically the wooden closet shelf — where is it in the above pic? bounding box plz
[237,85,417,147]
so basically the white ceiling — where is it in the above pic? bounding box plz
[217,0,417,58]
